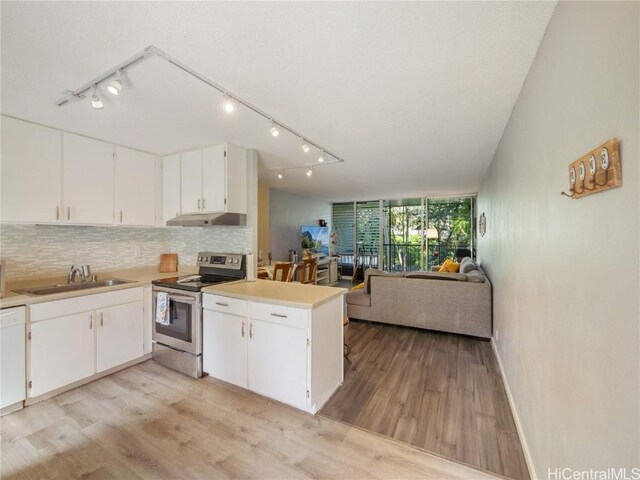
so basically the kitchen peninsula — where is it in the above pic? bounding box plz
[202,280,346,413]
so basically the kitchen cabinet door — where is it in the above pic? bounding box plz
[96,301,144,373]
[115,147,157,226]
[203,309,248,388]
[162,154,181,223]
[1,116,62,223]
[30,312,95,397]
[63,133,114,225]
[181,149,202,214]
[201,144,226,213]
[225,143,247,214]
[248,319,308,409]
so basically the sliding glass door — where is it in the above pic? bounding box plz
[332,196,475,278]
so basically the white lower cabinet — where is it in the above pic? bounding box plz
[203,293,343,413]
[96,301,143,372]
[29,288,144,399]
[202,310,248,388]
[247,319,308,409]
[30,311,96,397]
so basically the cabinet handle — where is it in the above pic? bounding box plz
[100,312,104,327]
[249,322,253,339]
[67,206,71,221]
[119,210,123,223]
[56,205,60,221]
[241,321,245,337]
[271,313,288,318]
[89,315,93,329]
[202,198,206,210]
[197,198,201,210]
[215,302,229,307]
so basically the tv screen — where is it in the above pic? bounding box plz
[301,225,330,256]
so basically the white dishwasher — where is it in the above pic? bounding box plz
[1,306,26,412]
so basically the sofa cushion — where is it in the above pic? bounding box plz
[364,268,402,293]
[405,271,468,282]
[465,270,486,283]
[346,290,371,307]
[460,257,477,274]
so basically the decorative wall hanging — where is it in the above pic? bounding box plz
[479,213,487,237]
[561,138,622,199]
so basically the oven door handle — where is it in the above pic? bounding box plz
[167,294,197,303]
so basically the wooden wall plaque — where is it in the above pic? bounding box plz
[562,138,622,199]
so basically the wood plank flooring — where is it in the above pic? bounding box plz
[321,320,529,480]
[1,360,499,480]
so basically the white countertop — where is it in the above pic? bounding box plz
[0,266,197,309]
[203,279,347,309]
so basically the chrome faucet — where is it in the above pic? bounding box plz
[68,265,91,283]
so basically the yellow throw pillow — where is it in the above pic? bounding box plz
[448,262,461,273]
[438,259,452,272]
[350,282,365,291]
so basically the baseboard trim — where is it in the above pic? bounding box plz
[491,338,537,480]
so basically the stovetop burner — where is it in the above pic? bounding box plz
[151,252,246,292]
[152,275,238,292]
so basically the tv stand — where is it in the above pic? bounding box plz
[316,257,338,286]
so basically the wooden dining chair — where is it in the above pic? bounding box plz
[300,257,318,285]
[272,262,294,282]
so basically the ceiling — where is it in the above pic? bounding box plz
[1,1,556,202]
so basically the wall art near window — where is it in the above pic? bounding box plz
[479,213,487,237]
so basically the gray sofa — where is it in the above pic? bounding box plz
[346,258,492,338]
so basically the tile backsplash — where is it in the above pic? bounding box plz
[0,224,253,281]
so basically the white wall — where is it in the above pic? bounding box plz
[268,189,332,262]
[477,2,639,477]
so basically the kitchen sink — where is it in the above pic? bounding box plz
[14,279,134,296]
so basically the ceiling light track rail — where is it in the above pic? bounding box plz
[55,44,345,165]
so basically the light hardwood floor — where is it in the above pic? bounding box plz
[321,320,529,480]
[1,360,499,480]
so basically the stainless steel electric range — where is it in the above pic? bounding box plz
[152,252,246,377]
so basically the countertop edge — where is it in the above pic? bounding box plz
[202,282,348,309]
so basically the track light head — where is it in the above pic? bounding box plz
[270,121,280,137]
[277,171,284,180]
[223,94,235,113]
[318,150,325,163]
[301,139,310,153]
[106,71,124,96]
[306,167,313,177]
[90,86,104,109]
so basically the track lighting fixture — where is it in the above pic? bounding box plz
[106,70,124,96]
[56,45,346,174]
[90,86,104,109]
[223,94,235,113]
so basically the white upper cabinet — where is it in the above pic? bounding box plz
[181,149,202,214]
[225,143,247,214]
[115,146,157,226]
[162,154,181,224]
[202,144,226,213]
[63,133,114,225]
[1,116,62,223]
[176,143,247,215]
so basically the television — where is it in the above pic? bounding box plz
[301,225,330,257]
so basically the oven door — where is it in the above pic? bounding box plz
[152,286,202,355]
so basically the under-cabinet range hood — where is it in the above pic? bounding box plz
[166,213,246,227]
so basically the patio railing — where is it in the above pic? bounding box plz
[337,243,471,274]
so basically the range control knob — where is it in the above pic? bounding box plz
[234,258,239,264]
